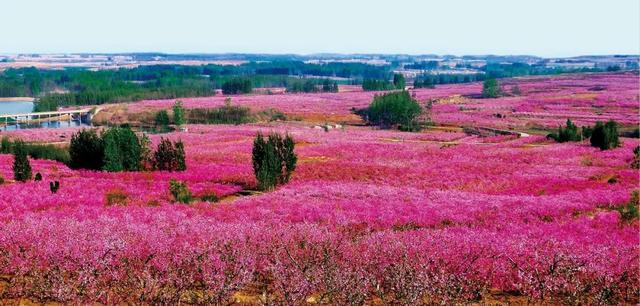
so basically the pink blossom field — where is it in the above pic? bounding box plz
[0,72,639,304]
[119,72,639,129]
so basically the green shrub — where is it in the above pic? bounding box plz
[34,172,42,181]
[617,190,639,222]
[70,127,149,172]
[590,120,620,150]
[0,137,70,164]
[69,129,104,170]
[254,108,287,122]
[105,188,129,206]
[169,179,192,203]
[482,78,502,98]
[154,138,186,171]
[102,127,143,172]
[252,132,297,191]
[155,110,170,126]
[187,99,254,125]
[12,141,32,182]
[362,91,423,131]
[547,119,581,142]
[23,143,70,164]
[173,100,186,126]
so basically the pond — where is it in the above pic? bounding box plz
[0,101,90,130]
[0,101,34,115]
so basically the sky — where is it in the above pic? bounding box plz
[1,0,639,57]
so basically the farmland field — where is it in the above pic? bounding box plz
[0,72,638,304]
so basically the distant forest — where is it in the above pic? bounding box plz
[0,59,617,112]
[0,62,391,111]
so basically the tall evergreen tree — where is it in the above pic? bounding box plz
[252,132,297,190]
[590,120,620,150]
[173,100,185,126]
[155,110,170,126]
[102,131,123,172]
[69,129,104,170]
[12,141,32,182]
[101,127,142,172]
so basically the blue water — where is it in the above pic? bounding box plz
[0,101,34,114]
[0,101,90,130]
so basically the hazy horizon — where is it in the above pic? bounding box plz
[2,0,639,57]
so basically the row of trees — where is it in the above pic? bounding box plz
[286,79,339,93]
[413,73,486,88]
[221,78,253,95]
[362,79,395,91]
[1,61,392,98]
[547,119,620,150]
[362,74,406,91]
[186,98,254,125]
[69,128,186,172]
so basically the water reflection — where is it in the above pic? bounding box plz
[0,101,91,130]
[2,120,90,131]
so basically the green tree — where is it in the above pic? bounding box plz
[139,134,153,171]
[173,100,185,126]
[69,129,104,170]
[101,127,142,172]
[590,120,620,150]
[252,132,297,191]
[221,78,253,94]
[154,138,186,171]
[102,131,123,172]
[281,134,297,183]
[362,79,395,91]
[363,91,422,130]
[155,110,170,126]
[482,78,502,98]
[547,119,581,142]
[393,73,406,90]
[12,141,32,182]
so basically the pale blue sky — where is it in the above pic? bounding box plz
[1,0,639,57]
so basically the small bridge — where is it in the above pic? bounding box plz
[0,108,97,129]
